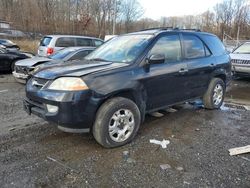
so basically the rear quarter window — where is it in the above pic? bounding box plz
[55,37,76,47]
[40,37,52,47]
[93,40,104,47]
[200,34,226,56]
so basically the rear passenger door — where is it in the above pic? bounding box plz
[181,34,215,98]
[55,37,76,52]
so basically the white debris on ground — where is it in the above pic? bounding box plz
[0,89,8,93]
[149,139,170,149]
[160,164,171,170]
[228,145,250,156]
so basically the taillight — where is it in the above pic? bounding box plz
[47,47,54,55]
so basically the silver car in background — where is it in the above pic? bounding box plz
[38,35,103,57]
[230,42,250,77]
[13,47,95,83]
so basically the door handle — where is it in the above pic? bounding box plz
[210,63,215,67]
[179,68,188,74]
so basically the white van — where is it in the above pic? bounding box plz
[38,35,103,57]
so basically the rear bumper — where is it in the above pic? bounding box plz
[24,84,103,131]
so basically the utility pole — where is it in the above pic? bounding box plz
[112,0,117,35]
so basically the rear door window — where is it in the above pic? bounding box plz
[69,50,92,60]
[55,37,76,47]
[182,35,206,59]
[40,37,52,47]
[76,38,93,46]
[93,40,104,47]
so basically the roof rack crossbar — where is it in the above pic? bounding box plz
[140,27,174,31]
[139,27,201,32]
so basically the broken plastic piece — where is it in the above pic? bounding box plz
[149,139,170,148]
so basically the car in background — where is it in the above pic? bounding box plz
[0,29,26,38]
[24,28,231,148]
[0,39,20,51]
[0,48,33,72]
[38,35,103,57]
[230,42,250,77]
[13,47,95,83]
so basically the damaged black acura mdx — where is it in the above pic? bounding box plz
[24,28,231,148]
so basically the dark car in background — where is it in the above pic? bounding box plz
[0,48,33,72]
[24,28,231,148]
[230,42,250,77]
[13,47,95,83]
[0,39,20,51]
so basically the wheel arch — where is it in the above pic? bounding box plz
[214,74,226,83]
[99,88,147,123]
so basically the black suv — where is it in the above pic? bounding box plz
[24,28,231,148]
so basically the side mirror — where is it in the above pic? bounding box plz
[148,54,165,64]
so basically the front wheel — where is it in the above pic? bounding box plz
[203,78,225,109]
[11,60,18,72]
[93,97,141,148]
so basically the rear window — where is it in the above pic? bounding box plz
[76,38,92,46]
[40,37,52,47]
[55,37,76,47]
[48,48,76,60]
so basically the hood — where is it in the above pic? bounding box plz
[230,53,250,60]
[34,60,128,80]
[15,56,51,67]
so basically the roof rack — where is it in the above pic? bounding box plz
[140,27,174,31]
[180,28,201,32]
[140,27,201,32]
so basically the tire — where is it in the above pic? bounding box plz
[11,60,17,72]
[93,97,141,148]
[203,78,225,109]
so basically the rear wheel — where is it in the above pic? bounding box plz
[93,97,141,148]
[203,78,225,109]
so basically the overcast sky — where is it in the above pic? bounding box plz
[139,0,224,19]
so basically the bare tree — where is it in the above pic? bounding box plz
[120,0,144,32]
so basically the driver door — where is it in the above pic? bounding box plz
[141,34,189,110]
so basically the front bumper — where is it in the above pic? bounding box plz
[24,80,103,131]
[12,71,28,83]
[232,64,250,75]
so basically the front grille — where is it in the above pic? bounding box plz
[231,59,250,65]
[25,97,44,110]
[31,77,48,89]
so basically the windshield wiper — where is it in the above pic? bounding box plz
[89,58,109,62]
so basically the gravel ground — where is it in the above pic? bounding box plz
[0,74,249,188]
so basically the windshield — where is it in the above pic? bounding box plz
[85,34,152,63]
[48,48,76,60]
[233,43,250,54]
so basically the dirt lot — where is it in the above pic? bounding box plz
[0,74,249,188]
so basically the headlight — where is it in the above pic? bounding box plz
[48,77,88,91]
